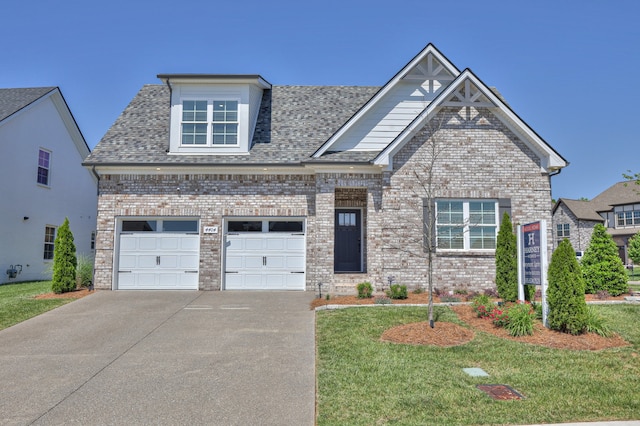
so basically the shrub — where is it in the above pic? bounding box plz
[524,284,536,302]
[547,239,588,335]
[412,287,424,295]
[496,212,518,302]
[386,284,408,300]
[581,224,627,296]
[596,290,610,300]
[505,302,536,337]
[471,294,492,318]
[585,306,612,337]
[356,282,373,299]
[76,254,94,288]
[51,218,77,294]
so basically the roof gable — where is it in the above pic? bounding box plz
[372,69,567,172]
[312,44,459,157]
[0,87,89,159]
[0,87,56,122]
[553,198,604,222]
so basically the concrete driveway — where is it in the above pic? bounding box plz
[0,291,316,425]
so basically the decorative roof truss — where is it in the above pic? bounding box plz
[441,78,496,108]
[402,52,455,95]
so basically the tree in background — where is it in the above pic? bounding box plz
[52,218,77,294]
[628,231,640,276]
[581,224,627,296]
[495,212,518,302]
[547,239,588,335]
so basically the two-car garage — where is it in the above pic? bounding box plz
[115,218,306,291]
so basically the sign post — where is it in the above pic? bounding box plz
[517,221,549,327]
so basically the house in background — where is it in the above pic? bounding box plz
[553,181,640,264]
[0,87,97,284]
[84,44,567,292]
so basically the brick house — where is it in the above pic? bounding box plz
[84,44,567,292]
[553,181,640,264]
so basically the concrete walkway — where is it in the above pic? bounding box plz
[0,291,316,425]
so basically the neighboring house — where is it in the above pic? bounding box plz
[84,44,567,292]
[0,87,97,284]
[553,181,640,264]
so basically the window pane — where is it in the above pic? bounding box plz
[44,226,55,260]
[269,221,303,232]
[437,226,463,249]
[122,221,157,232]
[634,211,640,225]
[470,227,496,249]
[228,221,262,232]
[162,220,198,232]
[37,167,49,185]
[470,201,495,225]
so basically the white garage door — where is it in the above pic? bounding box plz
[224,220,305,290]
[117,219,200,290]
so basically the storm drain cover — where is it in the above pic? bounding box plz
[463,368,489,377]
[476,384,525,400]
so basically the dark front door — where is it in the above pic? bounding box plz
[334,209,362,272]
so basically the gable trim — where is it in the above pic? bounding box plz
[373,69,568,172]
[311,43,460,158]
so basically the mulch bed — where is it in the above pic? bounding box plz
[34,288,95,299]
[313,293,633,350]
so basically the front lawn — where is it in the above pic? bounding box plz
[0,281,75,330]
[316,305,640,425]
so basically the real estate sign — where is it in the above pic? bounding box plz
[517,220,549,327]
[522,222,542,285]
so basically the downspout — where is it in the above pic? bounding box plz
[91,165,100,196]
[164,78,173,153]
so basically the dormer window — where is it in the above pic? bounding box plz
[180,100,239,146]
[160,74,271,155]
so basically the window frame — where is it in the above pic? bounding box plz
[44,226,56,260]
[556,223,570,238]
[37,148,51,186]
[435,199,498,251]
[180,99,239,147]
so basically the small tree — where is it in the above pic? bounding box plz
[52,218,77,294]
[628,231,640,266]
[547,239,587,335]
[495,212,518,302]
[581,224,627,296]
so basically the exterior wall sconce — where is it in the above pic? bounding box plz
[23,217,29,221]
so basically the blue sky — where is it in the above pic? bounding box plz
[2,0,638,200]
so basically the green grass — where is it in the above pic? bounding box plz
[0,281,75,330]
[316,305,640,425]
[627,266,640,281]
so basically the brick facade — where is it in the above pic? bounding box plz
[94,107,554,294]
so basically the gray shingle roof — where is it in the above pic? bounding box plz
[85,85,380,165]
[0,87,56,122]
[555,181,640,220]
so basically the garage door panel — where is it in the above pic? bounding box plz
[159,237,180,250]
[285,255,305,269]
[138,237,158,250]
[179,255,199,269]
[266,238,285,250]
[265,256,284,269]
[287,238,305,250]
[159,255,178,269]
[244,238,264,251]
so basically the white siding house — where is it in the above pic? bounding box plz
[0,87,97,284]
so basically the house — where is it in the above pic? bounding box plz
[0,87,97,284]
[84,44,567,292]
[553,181,640,264]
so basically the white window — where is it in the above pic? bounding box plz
[181,100,238,146]
[44,226,55,260]
[436,200,497,250]
[617,210,640,227]
[556,223,570,238]
[37,149,51,186]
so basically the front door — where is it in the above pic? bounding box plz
[334,209,362,272]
